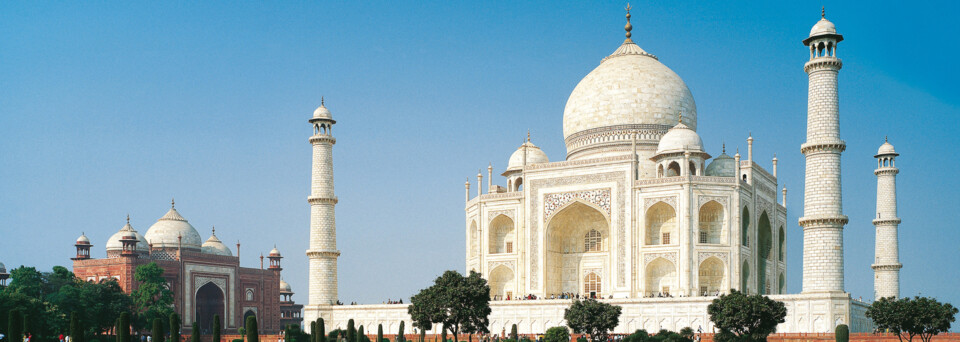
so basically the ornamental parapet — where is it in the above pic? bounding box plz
[800,141,846,154]
[306,250,341,258]
[872,218,901,226]
[476,192,523,201]
[308,196,339,205]
[871,263,902,271]
[798,215,849,227]
[635,175,735,187]
[309,135,336,145]
[804,58,843,73]
[526,155,634,171]
[874,168,899,176]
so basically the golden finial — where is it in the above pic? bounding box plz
[821,6,825,19]
[171,198,175,209]
[126,214,130,224]
[321,96,325,106]
[527,130,531,142]
[722,142,726,154]
[212,226,216,236]
[625,3,633,39]
[678,111,683,124]
[885,135,888,143]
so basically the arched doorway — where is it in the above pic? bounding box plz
[698,257,724,296]
[488,266,515,300]
[698,201,723,244]
[489,215,515,254]
[195,282,225,333]
[243,310,256,327]
[645,202,676,245]
[757,212,772,294]
[545,201,609,297]
[645,258,676,297]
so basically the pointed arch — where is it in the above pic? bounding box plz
[645,257,676,296]
[778,225,785,261]
[741,260,751,294]
[741,206,751,247]
[698,257,724,296]
[545,201,610,296]
[469,220,479,256]
[667,162,681,177]
[489,215,515,254]
[698,201,724,244]
[488,265,515,300]
[757,211,773,294]
[646,202,676,245]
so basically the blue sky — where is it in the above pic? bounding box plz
[1,1,958,311]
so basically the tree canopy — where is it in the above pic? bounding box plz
[564,299,622,342]
[706,290,786,342]
[131,263,174,328]
[407,270,491,342]
[867,296,958,342]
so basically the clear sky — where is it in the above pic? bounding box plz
[1,1,958,311]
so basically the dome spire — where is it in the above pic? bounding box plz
[624,3,633,40]
[171,198,175,209]
[527,130,531,143]
[821,6,826,19]
[321,96,325,107]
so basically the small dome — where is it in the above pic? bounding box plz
[877,141,896,155]
[705,153,736,177]
[507,139,549,171]
[76,233,90,245]
[106,221,149,253]
[313,98,332,120]
[144,205,203,250]
[810,18,837,37]
[279,279,292,293]
[269,247,281,257]
[201,231,233,256]
[0,262,7,273]
[656,121,704,155]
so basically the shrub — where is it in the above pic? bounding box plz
[170,313,181,342]
[348,320,357,342]
[119,313,131,342]
[510,325,517,341]
[317,319,326,342]
[576,337,587,342]
[153,318,165,342]
[622,330,647,342]
[212,315,221,342]
[191,322,200,342]
[835,324,848,342]
[544,327,570,342]
[245,316,259,342]
[233,339,244,342]
[9,310,23,342]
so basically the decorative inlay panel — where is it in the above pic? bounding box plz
[528,172,627,288]
[488,260,516,272]
[643,196,677,211]
[543,189,611,223]
[643,252,677,266]
[489,209,516,223]
[698,196,728,208]
[698,252,729,264]
[194,276,227,293]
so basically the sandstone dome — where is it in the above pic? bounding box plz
[201,229,233,256]
[280,279,292,293]
[705,152,736,177]
[562,38,697,159]
[144,206,202,250]
[656,121,703,154]
[507,139,549,171]
[106,220,149,253]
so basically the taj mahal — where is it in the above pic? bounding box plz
[302,8,904,335]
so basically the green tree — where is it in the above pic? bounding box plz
[834,324,848,342]
[170,313,181,342]
[544,327,569,342]
[317,318,326,342]
[213,315,221,342]
[191,322,201,342]
[377,324,384,342]
[8,310,23,342]
[132,264,174,328]
[621,329,648,342]
[707,290,786,341]
[440,324,447,342]
[679,327,694,341]
[119,313,131,342]
[867,296,958,342]
[564,299,622,342]
[70,311,83,342]
[510,325,517,341]
[311,322,318,342]
[418,328,425,342]
[407,271,490,342]
[397,321,404,342]
[153,318,165,342]
[347,319,356,342]
[358,326,365,342]
[245,316,259,342]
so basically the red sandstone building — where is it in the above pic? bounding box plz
[71,201,303,334]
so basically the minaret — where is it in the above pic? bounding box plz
[873,138,902,299]
[800,9,847,293]
[307,97,340,306]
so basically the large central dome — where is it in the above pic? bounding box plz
[562,33,697,160]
